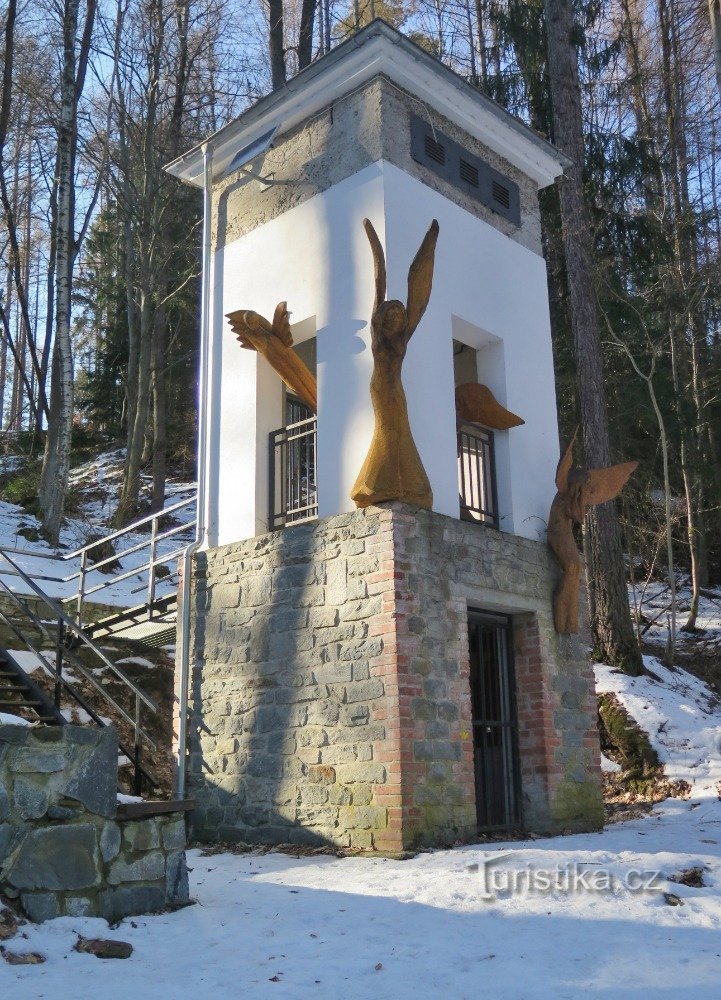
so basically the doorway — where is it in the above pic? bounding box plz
[467,611,521,829]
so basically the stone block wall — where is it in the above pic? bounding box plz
[183,504,602,852]
[0,724,189,922]
[389,507,603,835]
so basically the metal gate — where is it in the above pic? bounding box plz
[467,611,521,829]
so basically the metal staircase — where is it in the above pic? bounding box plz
[0,497,196,793]
[0,648,62,724]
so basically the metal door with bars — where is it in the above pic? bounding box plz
[468,611,521,829]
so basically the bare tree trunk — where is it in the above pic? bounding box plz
[150,297,166,510]
[0,266,9,425]
[0,0,48,429]
[658,0,708,628]
[39,174,58,432]
[544,0,643,673]
[8,150,21,428]
[474,0,488,87]
[269,0,286,89]
[116,262,153,524]
[710,0,721,100]
[114,0,165,526]
[298,0,315,69]
[38,0,97,544]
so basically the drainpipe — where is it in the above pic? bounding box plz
[175,142,213,798]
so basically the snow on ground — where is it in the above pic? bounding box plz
[3,802,721,998]
[596,656,721,795]
[4,658,721,999]
[600,753,621,773]
[631,578,721,648]
[114,656,157,670]
[0,449,196,608]
[4,650,47,675]
[0,712,31,725]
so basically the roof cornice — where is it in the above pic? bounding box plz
[165,20,570,190]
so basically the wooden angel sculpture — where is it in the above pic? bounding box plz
[350,218,439,510]
[226,302,317,412]
[548,430,637,633]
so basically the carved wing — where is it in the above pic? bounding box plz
[583,462,638,506]
[555,427,579,493]
[406,219,439,337]
[455,383,525,430]
[363,218,386,315]
[227,309,273,350]
[271,301,293,347]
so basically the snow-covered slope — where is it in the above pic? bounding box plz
[0,449,196,606]
[596,656,721,797]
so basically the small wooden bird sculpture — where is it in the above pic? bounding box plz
[227,302,317,412]
[547,429,637,634]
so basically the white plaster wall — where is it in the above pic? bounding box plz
[208,164,384,545]
[207,159,559,545]
[383,162,560,539]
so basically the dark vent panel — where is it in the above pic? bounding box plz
[424,134,446,165]
[460,159,480,188]
[492,180,511,209]
[410,114,521,226]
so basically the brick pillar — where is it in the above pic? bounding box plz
[513,613,603,832]
[366,507,477,851]
[513,613,558,827]
[366,513,405,854]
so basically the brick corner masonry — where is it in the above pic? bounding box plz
[183,503,603,852]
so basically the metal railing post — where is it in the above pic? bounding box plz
[147,515,158,613]
[133,691,142,796]
[54,617,64,709]
[76,549,88,625]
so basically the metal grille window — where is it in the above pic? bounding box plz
[269,407,318,530]
[457,423,498,528]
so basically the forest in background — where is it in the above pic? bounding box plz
[0,0,720,666]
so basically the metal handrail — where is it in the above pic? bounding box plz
[0,551,159,791]
[0,604,156,749]
[0,551,157,711]
[0,496,195,566]
[0,495,196,626]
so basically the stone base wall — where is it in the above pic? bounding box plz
[0,724,188,922]
[183,504,602,851]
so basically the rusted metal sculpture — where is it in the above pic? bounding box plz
[455,382,525,430]
[227,302,317,412]
[548,429,637,634]
[351,218,439,510]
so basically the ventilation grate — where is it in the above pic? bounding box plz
[410,114,521,227]
[492,180,511,209]
[424,133,446,165]
[460,159,480,187]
